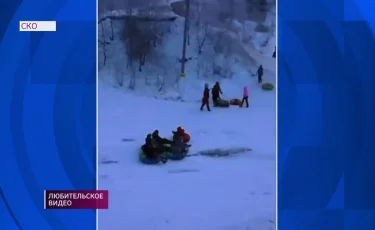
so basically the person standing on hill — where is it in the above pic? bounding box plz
[211,82,223,104]
[257,65,263,83]
[200,83,211,111]
[241,86,249,108]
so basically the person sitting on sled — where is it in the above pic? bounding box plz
[170,131,190,155]
[172,126,185,136]
[177,126,185,136]
[142,134,168,163]
[172,126,191,142]
[152,130,172,145]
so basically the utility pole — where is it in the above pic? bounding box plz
[180,0,190,77]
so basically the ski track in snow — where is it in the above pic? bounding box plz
[98,72,276,229]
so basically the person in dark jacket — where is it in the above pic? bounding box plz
[152,130,172,145]
[144,134,155,148]
[142,134,168,163]
[142,134,156,156]
[257,65,263,83]
[211,82,223,103]
[200,83,211,111]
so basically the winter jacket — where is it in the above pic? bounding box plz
[145,136,157,147]
[203,88,209,102]
[257,66,263,76]
[243,86,248,97]
[171,134,185,154]
[212,84,222,96]
[152,134,163,143]
[177,127,185,136]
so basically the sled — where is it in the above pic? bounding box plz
[214,99,230,107]
[230,99,241,106]
[262,83,274,91]
[165,144,190,160]
[165,150,187,160]
[138,148,166,165]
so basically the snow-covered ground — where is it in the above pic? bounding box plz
[98,58,276,230]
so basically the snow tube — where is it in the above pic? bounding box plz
[230,99,241,106]
[165,151,187,160]
[138,148,164,164]
[262,83,274,91]
[182,133,190,142]
[214,99,230,107]
[165,146,189,160]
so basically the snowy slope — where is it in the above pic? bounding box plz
[98,1,276,99]
[98,56,276,230]
[98,1,276,228]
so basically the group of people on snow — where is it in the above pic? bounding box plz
[142,127,190,163]
[200,64,263,111]
[200,81,223,111]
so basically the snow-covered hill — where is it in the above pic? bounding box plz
[98,0,275,100]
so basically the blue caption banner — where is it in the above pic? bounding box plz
[0,0,96,229]
[278,0,375,229]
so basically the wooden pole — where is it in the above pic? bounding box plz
[180,0,190,77]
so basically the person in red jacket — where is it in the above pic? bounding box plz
[200,83,211,111]
[172,126,185,136]
[177,126,185,136]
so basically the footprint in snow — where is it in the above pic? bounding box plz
[168,169,200,174]
[121,138,135,142]
[100,159,119,164]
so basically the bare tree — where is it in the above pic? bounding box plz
[180,0,191,76]
[115,60,125,87]
[99,22,108,67]
[114,2,176,73]
[128,65,136,89]
[194,0,208,55]
[195,1,208,79]
[197,23,208,55]
[124,17,169,72]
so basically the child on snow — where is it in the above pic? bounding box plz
[241,86,249,108]
[200,83,211,111]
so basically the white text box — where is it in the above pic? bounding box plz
[19,21,56,32]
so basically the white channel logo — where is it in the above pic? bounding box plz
[19,21,56,32]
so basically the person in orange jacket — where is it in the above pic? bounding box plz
[177,126,185,136]
[173,126,185,136]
